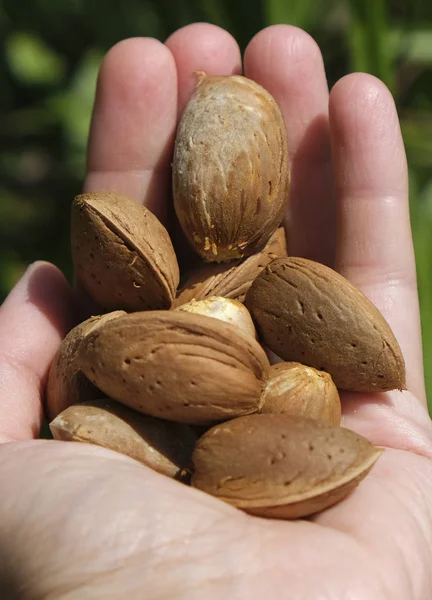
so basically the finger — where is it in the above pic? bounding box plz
[84,38,178,225]
[165,22,242,117]
[329,73,425,402]
[244,25,335,266]
[0,263,76,442]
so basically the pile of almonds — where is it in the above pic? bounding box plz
[47,74,405,519]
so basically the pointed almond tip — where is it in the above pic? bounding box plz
[370,446,385,465]
[73,194,85,207]
[48,417,63,439]
[194,70,207,84]
[395,376,407,392]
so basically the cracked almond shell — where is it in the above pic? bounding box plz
[172,74,290,262]
[71,192,180,312]
[46,311,125,420]
[78,311,269,425]
[175,296,257,339]
[261,362,341,425]
[246,257,406,392]
[191,414,382,519]
[173,227,287,306]
[50,399,196,479]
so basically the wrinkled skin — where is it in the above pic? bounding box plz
[0,23,431,600]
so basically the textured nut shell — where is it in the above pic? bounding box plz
[49,399,196,478]
[71,192,180,312]
[175,297,257,339]
[46,311,125,420]
[78,311,269,425]
[174,227,287,306]
[261,362,341,425]
[173,75,289,262]
[246,257,406,392]
[191,414,382,519]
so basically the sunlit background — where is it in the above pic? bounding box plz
[1,0,431,409]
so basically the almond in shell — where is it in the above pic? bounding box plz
[173,74,290,262]
[78,311,269,425]
[246,257,406,392]
[50,399,196,479]
[261,362,341,425]
[191,414,382,519]
[71,192,180,312]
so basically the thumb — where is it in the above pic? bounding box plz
[0,262,76,442]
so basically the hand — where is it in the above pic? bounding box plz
[1,24,431,600]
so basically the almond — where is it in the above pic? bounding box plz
[261,362,341,425]
[172,74,289,262]
[246,257,406,392]
[191,414,382,519]
[50,399,196,479]
[71,192,180,312]
[78,311,269,425]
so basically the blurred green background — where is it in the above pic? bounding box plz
[0,0,431,408]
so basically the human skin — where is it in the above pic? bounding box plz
[0,23,432,600]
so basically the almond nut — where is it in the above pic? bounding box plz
[78,311,269,425]
[261,362,341,425]
[71,192,180,312]
[246,257,406,392]
[173,74,289,262]
[191,414,382,519]
[50,399,196,478]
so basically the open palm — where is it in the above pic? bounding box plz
[1,24,432,599]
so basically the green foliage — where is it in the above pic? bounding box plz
[1,0,431,409]
[348,0,394,90]
[6,32,65,85]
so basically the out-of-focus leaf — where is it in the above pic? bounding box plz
[0,188,42,234]
[190,0,231,28]
[0,249,27,300]
[0,107,58,136]
[347,0,395,91]
[401,113,432,168]
[6,32,65,85]
[48,50,103,176]
[397,28,432,64]
[419,178,432,219]
[218,0,265,50]
[265,0,332,30]
[410,184,432,409]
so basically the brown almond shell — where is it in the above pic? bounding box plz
[45,311,125,420]
[191,414,382,519]
[246,257,406,392]
[173,227,287,307]
[173,75,290,262]
[78,311,269,425]
[261,362,341,425]
[71,192,180,312]
[50,399,196,479]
